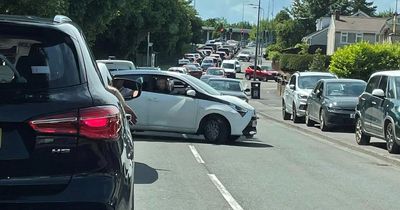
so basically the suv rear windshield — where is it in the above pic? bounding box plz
[0,25,80,90]
[222,63,235,69]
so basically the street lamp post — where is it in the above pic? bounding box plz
[252,0,261,81]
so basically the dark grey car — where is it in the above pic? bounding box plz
[305,79,366,131]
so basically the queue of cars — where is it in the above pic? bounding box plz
[282,70,400,154]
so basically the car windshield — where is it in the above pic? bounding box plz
[207,69,224,75]
[326,82,366,97]
[208,80,242,92]
[261,65,272,70]
[104,62,134,71]
[203,60,213,63]
[222,63,235,69]
[299,75,335,89]
[182,74,220,95]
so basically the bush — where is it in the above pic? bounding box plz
[268,51,281,62]
[279,54,314,73]
[309,48,328,72]
[330,42,400,81]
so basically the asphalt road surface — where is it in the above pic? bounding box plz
[134,56,400,210]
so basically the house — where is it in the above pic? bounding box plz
[380,16,400,43]
[326,12,387,55]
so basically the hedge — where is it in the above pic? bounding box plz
[279,54,314,73]
[330,42,400,81]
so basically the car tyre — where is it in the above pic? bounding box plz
[305,111,315,127]
[292,104,303,123]
[355,117,370,145]
[203,116,229,144]
[319,110,330,131]
[386,122,400,154]
[282,100,291,120]
[245,74,251,80]
[228,135,241,142]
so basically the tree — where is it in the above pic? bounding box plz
[376,9,395,18]
[309,48,327,71]
[348,0,376,16]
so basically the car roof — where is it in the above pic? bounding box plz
[222,60,236,64]
[97,60,134,64]
[370,70,400,77]
[296,72,335,77]
[322,78,366,83]
[113,70,182,76]
[208,78,241,82]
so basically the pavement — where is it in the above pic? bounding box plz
[134,52,400,210]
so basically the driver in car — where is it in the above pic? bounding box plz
[156,77,170,94]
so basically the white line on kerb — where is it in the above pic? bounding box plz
[208,174,244,210]
[188,145,205,164]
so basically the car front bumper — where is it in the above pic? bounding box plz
[325,110,356,127]
[242,113,257,137]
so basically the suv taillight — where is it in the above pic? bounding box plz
[29,106,121,140]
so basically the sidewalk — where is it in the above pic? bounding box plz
[249,99,400,166]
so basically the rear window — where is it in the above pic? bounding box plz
[0,25,80,90]
[222,63,235,69]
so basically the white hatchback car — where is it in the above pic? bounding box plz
[112,70,257,143]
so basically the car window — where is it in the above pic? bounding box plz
[207,69,224,75]
[298,76,335,89]
[312,81,322,94]
[365,75,381,93]
[388,77,396,98]
[326,82,366,97]
[394,77,400,99]
[289,75,296,86]
[0,30,80,90]
[208,80,241,92]
[378,76,388,93]
[115,74,151,91]
[222,63,235,69]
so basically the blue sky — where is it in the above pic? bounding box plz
[194,0,396,24]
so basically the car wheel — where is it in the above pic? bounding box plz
[305,111,315,127]
[203,116,229,144]
[245,135,254,139]
[228,135,241,142]
[292,104,302,123]
[386,122,400,154]
[245,74,251,80]
[355,117,370,145]
[282,100,291,120]
[319,110,330,131]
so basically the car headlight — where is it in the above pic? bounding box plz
[297,93,308,99]
[328,102,337,108]
[327,102,339,112]
[229,104,248,117]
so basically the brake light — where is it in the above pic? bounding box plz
[29,106,121,140]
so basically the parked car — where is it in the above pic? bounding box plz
[282,72,337,123]
[201,58,216,70]
[168,67,188,74]
[112,70,258,142]
[221,60,238,78]
[245,65,274,81]
[237,50,251,61]
[183,65,203,79]
[200,67,226,82]
[355,71,400,153]
[305,79,366,131]
[260,65,279,81]
[0,14,138,210]
[206,78,250,102]
[97,59,136,71]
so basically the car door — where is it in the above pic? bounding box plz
[284,75,297,113]
[312,81,324,121]
[370,76,388,135]
[308,81,322,120]
[147,75,198,132]
[362,75,381,133]
[120,74,152,129]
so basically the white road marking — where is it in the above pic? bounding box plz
[208,174,244,210]
[188,145,205,164]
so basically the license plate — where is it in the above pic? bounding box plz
[252,120,257,127]
[350,113,355,119]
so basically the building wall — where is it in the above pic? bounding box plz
[331,31,378,54]
[309,29,328,46]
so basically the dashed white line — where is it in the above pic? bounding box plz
[188,145,205,164]
[208,174,244,210]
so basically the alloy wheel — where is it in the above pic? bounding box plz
[204,119,220,141]
[387,124,394,151]
[355,119,362,143]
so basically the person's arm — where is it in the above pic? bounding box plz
[106,86,138,124]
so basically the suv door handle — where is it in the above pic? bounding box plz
[371,101,377,105]
[360,97,366,101]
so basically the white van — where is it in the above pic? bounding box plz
[96,60,136,72]
[221,60,237,78]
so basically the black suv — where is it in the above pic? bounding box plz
[0,15,138,209]
[355,71,400,154]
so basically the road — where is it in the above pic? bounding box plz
[134,53,400,210]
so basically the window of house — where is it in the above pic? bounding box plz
[356,33,363,42]
[340,32,348,43]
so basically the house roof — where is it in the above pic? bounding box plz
[302,27,328,41]
[334,16,387,33]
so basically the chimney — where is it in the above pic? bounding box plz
[335,10,340,21]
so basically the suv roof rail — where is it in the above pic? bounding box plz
[53,15,72,24]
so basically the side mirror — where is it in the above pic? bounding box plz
[289,84,295,90]
[186,89,196,97]
[244,88,251,93]
[372,89,385,98]
[113,78,142,100]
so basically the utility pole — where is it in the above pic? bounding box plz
[242,1,245,43]
[253,0,261,81]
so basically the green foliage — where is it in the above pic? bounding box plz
[329,42,400,81]
[280,54,314,73]
[268,51,282,62]
[376,9,394,18]
[309,48,328,72]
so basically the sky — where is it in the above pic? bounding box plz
[194,0,396,24]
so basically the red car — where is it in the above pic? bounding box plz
[184,65,203,79]
[245,65,279,82]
